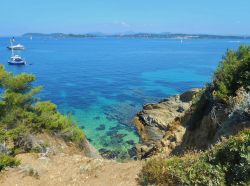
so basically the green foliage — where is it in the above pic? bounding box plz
[139,130,250,186]
[0,155,20,171]
[2,73,36,93]
[213,45,250,101]
[206,129,250,185]
[188,45,250,130]
[5,124,30,141]
[0,65,85,156]
[140,156,225,186]
[33,102,85,142]
[189,87,212,130]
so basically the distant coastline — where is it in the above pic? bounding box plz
[22,32,250,39]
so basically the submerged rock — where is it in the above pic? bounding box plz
[87,138,93,142]
[99,148,128,159]
[106,130,118,137]
[96,124,106,131]
[104,102,140,126]
[126,140,135,145]
[109,124,132,131]
[128,147,137,159]
[111,133,127,139]
[109,133,127,145]
[110,137,123,145]
[94,116,101,120]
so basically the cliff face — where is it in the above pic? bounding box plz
[178,88,250,153]
[134,89,199,158]
[134,88,250,159]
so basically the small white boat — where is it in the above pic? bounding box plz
[8,40,26,65]
[7,43,25,50]
[7,38,25,50]
[8,55,26,65]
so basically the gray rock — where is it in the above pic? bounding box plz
[0,143,11,155]
[80,139,102,159]
[14,134,46,153]
[180,88,200,102]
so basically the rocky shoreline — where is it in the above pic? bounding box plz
[134,89,200,159]
[134,87,250,159]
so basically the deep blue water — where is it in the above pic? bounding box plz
[0,37,249,158]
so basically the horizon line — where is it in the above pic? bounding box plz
[1,31,250,37]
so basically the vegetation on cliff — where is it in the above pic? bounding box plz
[0,65,85,170]
[190,45,250,118]
[140,45,250,185]
[139,129,250,185]
[0,155,20,171]
[213,45,250,101]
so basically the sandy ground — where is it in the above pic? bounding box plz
[0,134,143,186]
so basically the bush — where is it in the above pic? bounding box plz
[34,102,85,142]
[140,156,225,186]
[189,87,212,130]
[213,45,250,101]
[0,65,85,155]
[206,129,250,185]
[0,155,20,171]
[139,130,250,186]
[188,46,250,130]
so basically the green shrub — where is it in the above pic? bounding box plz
[139,130,250,186]
[34,102,85,142]
[206,129,250,185]
[0,65,86,154]
[60,126,85,143]
[213,45,250,101]
[189,87,212,130]
[140,156,225,186]
[188,46,250,130]
[0,155,20,171]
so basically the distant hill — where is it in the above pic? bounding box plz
[23,33,98,38]
[23,32,250,39]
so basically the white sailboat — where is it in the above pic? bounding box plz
[8,41,26,65]
[7,38,25,50]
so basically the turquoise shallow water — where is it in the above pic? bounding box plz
[0,37,249,158]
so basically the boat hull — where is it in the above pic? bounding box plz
[8,61,26,65]
[7,46,25,50]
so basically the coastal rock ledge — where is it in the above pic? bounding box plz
[134,89,200,159]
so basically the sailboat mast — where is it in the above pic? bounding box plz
[10,39,14,56]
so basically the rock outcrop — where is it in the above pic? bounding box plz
[134,89,200,159]
[134,88,250,159]
[177,88,250,153]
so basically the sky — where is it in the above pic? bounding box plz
[1,0,250,36]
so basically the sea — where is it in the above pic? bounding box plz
[0,37,249,158]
